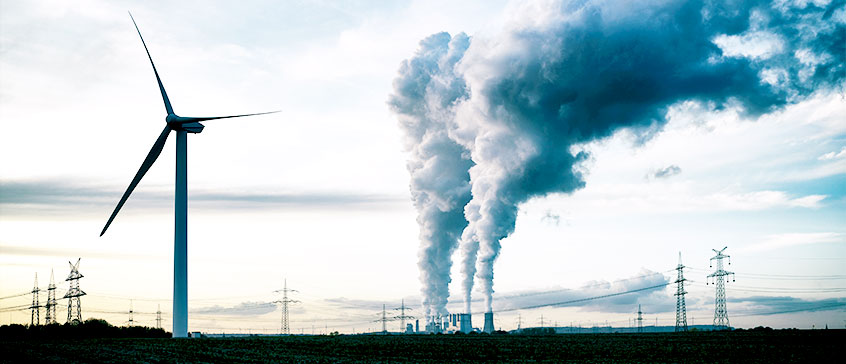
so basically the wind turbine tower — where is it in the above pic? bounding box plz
[100,13,277,338]
[707,247,735,330]
[64,258,86,324]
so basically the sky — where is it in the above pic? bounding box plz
[1,0,844,334]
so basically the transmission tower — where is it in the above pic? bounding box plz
[517,314,522,331]
[30,273,40,326]
[156,304,162,329]
[637,304,643,333]
[63,258,86,324]
[707,247,735,330]
[674,252,688,332]
[128,300,135,326]
[375,304,390,334]
[44,269,58,325]
[393,299,414,333]
[273,279,299,335]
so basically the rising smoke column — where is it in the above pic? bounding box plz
[388,33,473,319]
[393,0,845,314]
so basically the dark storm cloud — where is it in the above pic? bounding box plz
[391,0,845,314]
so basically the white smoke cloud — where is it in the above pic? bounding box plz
[390,0,845,317]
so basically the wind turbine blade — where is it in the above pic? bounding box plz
[128,12,175,115]
[174,110,280,123]
[101,125,172,236]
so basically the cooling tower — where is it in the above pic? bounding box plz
[459,313,472,333]
[483,312,494,333]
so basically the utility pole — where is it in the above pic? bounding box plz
[393,299,414,333]
[637,304,643,333]
[156,304,162,329]
[675,252,688,332]
[45,270,57,324]
[707,247,735,330]
[64,258,86,324]
[273,279,299,335]
[30,273,40,326]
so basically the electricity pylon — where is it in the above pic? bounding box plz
[273,279,299,335]
[375,304,390,334]
[63,258,86,324]
[393,299,414,333]
[674,252,688,332]
[45,270,58,324]
[128,300,134,326]
[30,273,40,326]
[707,247,735,330]
[156,304,162,329]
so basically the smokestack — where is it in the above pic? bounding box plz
[483,312,494,333]
[415,319,419,333]
[459,313,472,333]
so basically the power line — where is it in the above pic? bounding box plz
[499,282,672,312]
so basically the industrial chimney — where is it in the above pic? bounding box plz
[483,312,494,333]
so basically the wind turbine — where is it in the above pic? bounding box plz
[100,13,278,338]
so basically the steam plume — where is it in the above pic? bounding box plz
[391,0,844,315]
[388,33,473,318]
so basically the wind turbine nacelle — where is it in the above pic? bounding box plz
[179,122,205,133]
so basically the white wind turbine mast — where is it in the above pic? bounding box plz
[100,12,278,338]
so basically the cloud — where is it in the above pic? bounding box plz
[818,146,846,160]
[0,179,407,216]
[0,242,160,260]
[728,296,846,316]
[390,0,845,316]
[705,190,827,210]
[491,269,673,314]
[191,301,277,316]
[541,210,561,225]
[648,165,682,179]
[321,297,420,312]
[713,31,784,60]
[740,232,845,253]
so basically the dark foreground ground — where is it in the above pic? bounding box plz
[2,330,842,363]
